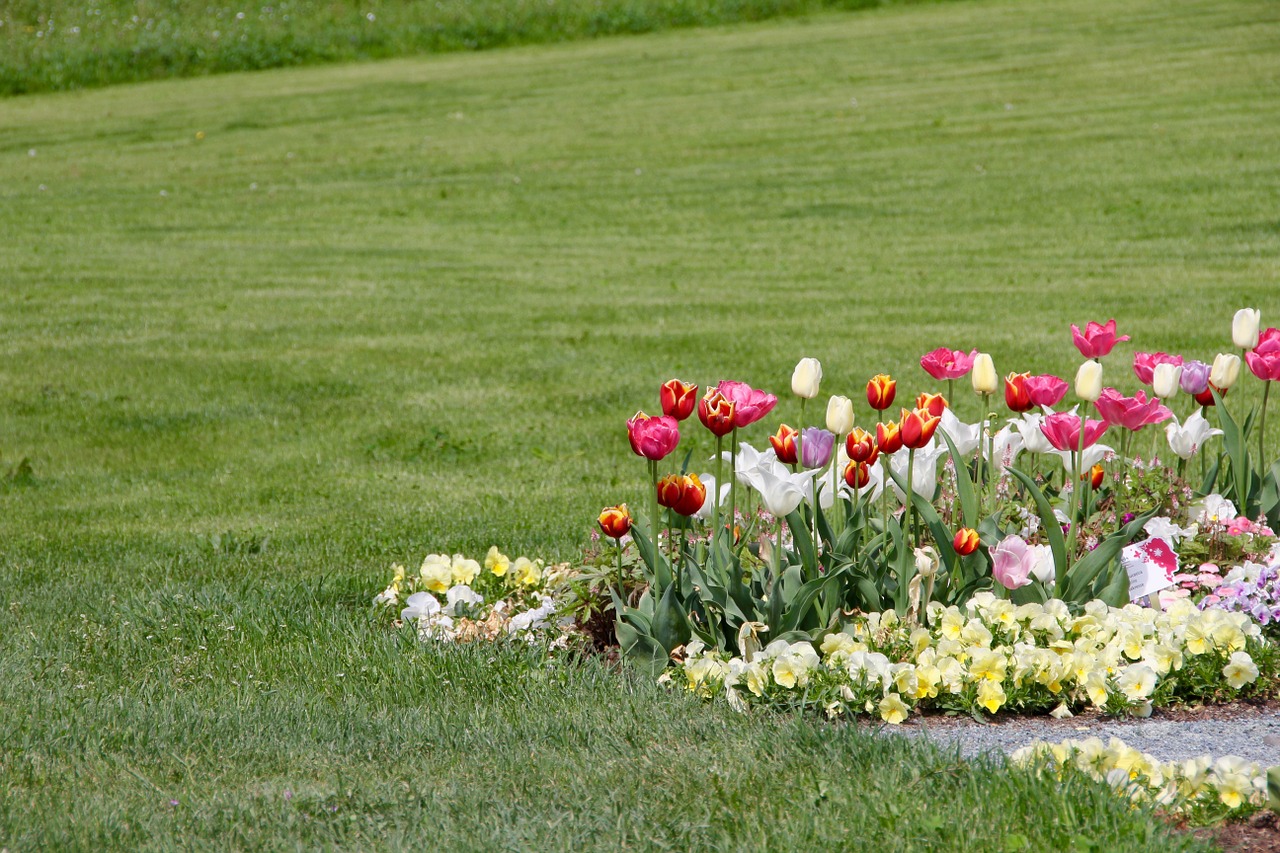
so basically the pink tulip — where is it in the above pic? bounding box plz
[991,535,1034,590]
[717,380,778,428]
[1071,319,1129,359]
[1246,328,1280,381]
[1039,411,1109,451]
[1093,388,1173,431]
[920,348,978,381]
[1132,351,1184,385]
[1023,374,1068,407]
[626,411,680,460]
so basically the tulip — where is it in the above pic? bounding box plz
[876,421,903,455]
[953,527,980,556]
[717,380,778,428]
[697,389,737,437]
[826,395,854,435]
[1093,388,1173,432]
[1085,464,1105,490]
[1132,351,1183,385]
[1246,328,1280,381]
[1024,374,1068,408]
[971,353,998,395]
[1210,353,1242,390]
[1193,384,1220,407]
[915,392,948,418]
[846,427,879,465]
[754,466,807,518]
[986,425,1024,474]
[920,348,978,380]
[1233,308,1261,350]
[1075,359,1103,402]
[844,459,872,490]
[791,357,823,399]
[769,424,799,465]
[888,443,944,503]
[1004,372,1033,412]
[659,379,697,421]
[673,473,707,517]
[1070,319,1129,359]
[1180,360,1211,395]
[900,407,941,450]
[626,411,680,460]
[1011,412,1055,455]
[1152,363,1183,399]
[799,427,836,469]
[1039,411,1109,452]
[866,374,897,411]
[1166,412,1223,460]
[656,474,686,509]
[598,504,632,539]
[692,475,732,521]
[938,408,982,456]
[991,535,1034,590]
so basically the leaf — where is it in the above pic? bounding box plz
[1064,509,1158,602]
[1213,388,1253,513]
[650,582,691,654]
[614,616,667,676]
[937,428,978,528]
[628,516,672,592]
[1005,466,1069,598]
[784,507,818,576]
[1094,565,1131,607]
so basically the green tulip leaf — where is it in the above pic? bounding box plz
[937,428,979,529]
[650,581,690,655]
[1006,466,1069,598]
[1065,509,1158,601]
[614,616,668,676]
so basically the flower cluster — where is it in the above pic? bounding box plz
[1011,736,1272,818]
[1200,560,1280,638]
[375,547,575,644]
[673,593,1276,722]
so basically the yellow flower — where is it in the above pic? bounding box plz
[1184,621,1211,655]
[976,679,1005,714]
[745,663,768,697]
[969,649,1007,682]
[1222,651,1259,690]
[772,653,810,690]
[391,563,406,584]
[451,555,480,585]
[485,546,511,577]
[1117,664,1157,702]
[512,557,542,587]
[879,693,909,724]
[419,554,452,593]
[1084,671,1109,707]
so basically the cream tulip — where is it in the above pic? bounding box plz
[971,353,998,395]
[791,357,823,399]
[1232,308,1261,350]
[1152,362,1182,399]
[1075,359,1103,402]
[825,395,854,435]
[1210,353,1242,390]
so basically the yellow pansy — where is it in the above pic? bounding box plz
[976,679,1005,714]
[484,546,511,577]
[878,693,909,725]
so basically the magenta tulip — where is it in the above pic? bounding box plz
[1039,411,1109,451]
[1246,328,1280,381]
[1093,388,1173,431]
[920,348,978,381]
[717,380,778,428]
[626,411,680,460]
[1132,351,1184,385]
[1023,374,1068,407]
[1071,319,1129,359]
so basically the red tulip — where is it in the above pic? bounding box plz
[866,374,897,411]
[876,421,903,455]
[674,474,707,516]
[1246,328,1280,381]
[697,389,737,437]
[656,474,685,509]
[920,348,978,381]
[953,527,980,556]
[900,407,941,449]
[1071,319,1129,359]
[1004,372,1033,412]
[626,411,680,460]
[716,380,777,428]
[1132,352,1184,385]
[1085,464,1105,490]
[769,424,799,465]
[1093,388,1173,431]
[660,379,698,421]
[1194,383,1222,407]
[845,427,879,465]
[915,392,948,418]
[1038,412,1109,452]
[1023,374,1068,408]
[598,504,632,539]
[844,460,871,489]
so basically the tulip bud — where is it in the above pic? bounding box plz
[597,504,632,539]
[791,357,823,399]
[952,527,980,556]
[656,474,685,510]
[1211,353,1242,390]
[844,459,871,490]
[876,421,903,455]
[845,427,879,465]
[659,379,697,421]
[900,407,941,450]
[697,389,737,437]
[866,374,896,411]
[769,424,799,465]
[1085,464,1105,490]
[915,392,948,418]
[971,353,997,395]
[1233,308,1261,350]
[673,474,707,517]
[826,395,854,435]
[1194,384,1220,407]
[1152,363,1182,399]
[1075,359,1103,402]
[1003,372,1032,412]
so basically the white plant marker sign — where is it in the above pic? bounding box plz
[1122,536,1178,602]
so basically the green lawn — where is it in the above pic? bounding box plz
[1,0,1277,845]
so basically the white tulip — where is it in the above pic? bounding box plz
[985,425,1024,473]
[939,408,982,456]
[1075,359,1103,402]
[971,353,998,395]
[1152,363,1182,399]
[825,395,854,435]
[888,442,945,503]
[1210,353,1242,390]
[1232,308,1261,350]
[1053,443,1113,473]
[754,466,807,517]
[1165,411,1223,460]
[792,357,823,399]
[1011,412,1055,455]
[693,474,733,520]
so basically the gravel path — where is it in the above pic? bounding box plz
[884,704,1280,765]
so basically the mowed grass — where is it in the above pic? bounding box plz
[1,0,1278,846]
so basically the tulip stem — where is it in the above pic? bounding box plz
[729,427,739,555]
[649,459,662,587]
[1259,382,1271,470]
[713,433,724,569]
[905,447,917,548]
[947,379,955,420]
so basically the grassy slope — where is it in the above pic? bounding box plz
[0,0,1277,845]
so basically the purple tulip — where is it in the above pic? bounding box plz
[1180,360,1211,395]
[799,427,835,469]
